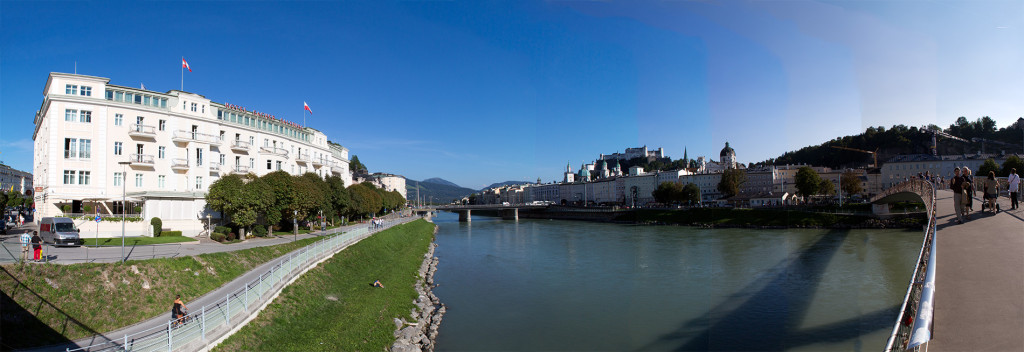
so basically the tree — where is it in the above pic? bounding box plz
[261,171,296,231]
[653,182,683,205]
[206,174,245,222]
[293,173,330,226]
[717,168,746,198]
[350,155,367,174]
[348,183,382,219]
[236,177,273,237]
[978,158,1000,179]
[682,183,701,205]
[326,175,351,219]
[1002,155,1024,177]
[819,178,836,196]
[794,166,822,199]
[840,171,863,197]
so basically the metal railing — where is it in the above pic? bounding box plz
[171,159,189,170]
[232,165,249,174]
[230,140,250,150]
[883,179,938,351]
[258,147,288,157]
[129,124,156,136]
[129,154,155,165]
[172,131,220,144]
[64,220,409,352]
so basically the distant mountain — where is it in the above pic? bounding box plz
[422,177,462,188]
[407,179,476,204]
[482,181,531,191]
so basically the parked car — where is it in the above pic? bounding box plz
[39,217,82,246]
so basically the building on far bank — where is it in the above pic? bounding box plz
[0,164,33,194]
[32,72,353,236]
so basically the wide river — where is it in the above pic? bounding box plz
[429,212,921,351]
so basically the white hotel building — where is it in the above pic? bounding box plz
[32,72,352,236]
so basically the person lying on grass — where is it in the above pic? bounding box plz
[373,280,384,288]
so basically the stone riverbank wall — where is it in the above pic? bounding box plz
[391,225,444,352]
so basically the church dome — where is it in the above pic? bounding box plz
[720,142,735,157]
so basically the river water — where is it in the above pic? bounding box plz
[430,212,921,351]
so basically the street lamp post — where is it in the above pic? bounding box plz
[206,214,211,237]
[118,161,130,263]
[293,210,298,242]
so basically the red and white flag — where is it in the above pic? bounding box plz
[304,101,312,115]
[182,58,192,72]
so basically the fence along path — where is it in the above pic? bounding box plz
[61,217,413,352]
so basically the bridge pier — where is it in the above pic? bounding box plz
[458,209,471,222]
[872,203,890,215]
[501,208,519,221]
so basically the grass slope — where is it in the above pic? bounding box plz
[214,219,435,352]
[0,236,329,349]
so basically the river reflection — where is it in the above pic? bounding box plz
[430,212,919,351]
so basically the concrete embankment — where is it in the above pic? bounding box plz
[391,225,444,352]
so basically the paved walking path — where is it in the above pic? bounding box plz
[0,218,407,264]
[17,215,418,352]
[929,190,1023,351]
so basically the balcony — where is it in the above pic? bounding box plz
[172,130,220,144]
[295,153,310,164]
[259,146,289,157]
[232,165,250,175]
[312,158,324,167]
[129,154,155,167]
[209,162,221,173]
[171,158,189,171]
[128,124,156,139]
[230,140,251,152]
[331,164,343,174]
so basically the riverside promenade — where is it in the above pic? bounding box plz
[929,190,1023,351]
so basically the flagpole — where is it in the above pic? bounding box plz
[180,57,184,91]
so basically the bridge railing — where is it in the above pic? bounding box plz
[62,220,411,352]
[882,179,938,352]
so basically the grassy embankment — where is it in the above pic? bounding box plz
[214,219,435,352]
[619,207,925,227]
[0,235,334,349]
[80,236,197,246]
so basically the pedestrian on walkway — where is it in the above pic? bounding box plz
[983,171,1000,213]
[1008,168,1020,210]
[951,167,966,224]
[20,231,31,262]
[31,231,42,261]
[963,167,975,219]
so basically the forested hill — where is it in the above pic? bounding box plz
[760,117,1024,169]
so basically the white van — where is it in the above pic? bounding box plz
[40,217,81,246]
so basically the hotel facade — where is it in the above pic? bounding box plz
[33,73,352,236]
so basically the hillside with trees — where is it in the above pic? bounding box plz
[406,178,477,205]
[758,117,1024,169]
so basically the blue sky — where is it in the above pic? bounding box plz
[2,1,1021,189]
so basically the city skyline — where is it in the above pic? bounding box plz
[2,1,1022,189]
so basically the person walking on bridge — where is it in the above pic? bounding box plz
[951,167,966,224]
[1008,168,1020,210]
[983,171,1001,213]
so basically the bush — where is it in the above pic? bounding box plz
[83,205,94,213]
[252,225,267,237]
[133,206,143,214]
[211,232,226,242]
[161,231,182,237]
[215,226,231,234]
[62,205,71,213]
[227,232,237,241]
[150,217,163,237]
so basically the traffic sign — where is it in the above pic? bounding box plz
[95,215,101,223]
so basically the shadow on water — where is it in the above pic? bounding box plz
[638,229,898,351]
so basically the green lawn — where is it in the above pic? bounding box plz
[81,236,197,246]
[214,219,435,352]
[0,233,339,349]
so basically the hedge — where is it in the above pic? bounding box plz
[161,231,182,237]
[150,217,162,237]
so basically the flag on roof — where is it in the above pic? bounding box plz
[182,57,191,72]
[304,101,312,115]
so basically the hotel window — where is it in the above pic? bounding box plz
[64,138,78,158]
[195,176,203,190]
[159,119,166,131]
[249,158,254,169]
[158,175,165,189]
[79,110,92,123]
[135,174,143,187]
[195,148,204,166]
[267,159,272,170]
[116,91,124,101]
[81,86,92,96]
[219,154,225,165]
[79,139,91,158]
[134,95,142,104]
[264,139,269,147]
[161,99,167,108]
[66,84,78,95]
[114,172,123,187]
[158,146,166,159]
[219,131,225,141]
[63,170,76,185]
[183,101,187,110]
[191,103,197,112]
[78,171,91,185]
[249,136,254,146]
[114,114,123,126]
[106,90,113,100]
[276,161,282,171]
[144,96,150,106]
[114,142,123,155]
[65,109,77,122]
[201,105,205,113]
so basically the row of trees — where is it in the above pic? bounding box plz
[206,171,404,236]
[977,155,1024,179]
[652,182,701,205]
[2,190,31,208]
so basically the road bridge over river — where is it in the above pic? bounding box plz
[871,180,1023,351]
